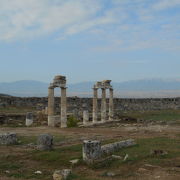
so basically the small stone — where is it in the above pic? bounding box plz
[106,172,116,177]
[69,159,79,166]
[53,170,63,180]
[138,168,149,173]
[5,170,10,174]
[37,134,53,151]
[123,154,129,161]
[112,155,122,160]
[34,171,42,174]
[53,169,71,180]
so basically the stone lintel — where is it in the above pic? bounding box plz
[94,80,112,89]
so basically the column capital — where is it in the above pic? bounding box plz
[60,87,67,89]
[93,87,98,90]
[48,86,54,89]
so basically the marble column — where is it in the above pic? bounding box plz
[83,110,89,125]
[48,87,54,126]
[109,88,114,120]
[61,87,67,128]
[101,88,106,122]
[48,87,54,116]
[92,88,98,123]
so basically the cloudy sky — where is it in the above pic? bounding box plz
[0,0,180,83]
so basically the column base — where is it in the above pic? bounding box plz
[61,117,67,128]
[48,115,61,127]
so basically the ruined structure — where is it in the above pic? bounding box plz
[25,112,33,126]
[93,80,114,123]
[83,139,135,164]
[48,75,67,128]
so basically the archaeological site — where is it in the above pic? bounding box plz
[0,1,180,179]
[0,74,180,180]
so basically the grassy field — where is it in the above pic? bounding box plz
[0,135,180,180]
[120,109,180,124]
[0,106,35,114]
[0,108,180,179]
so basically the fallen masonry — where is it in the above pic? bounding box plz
[0,132,17,145]
[101,139,135,156]
[53,169,72,180]
[37,134,53,151]
[83,139,136,164]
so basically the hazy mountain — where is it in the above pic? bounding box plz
[0,79,180,97]
[0,80,48,97]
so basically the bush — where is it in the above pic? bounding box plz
[67,116,78,127]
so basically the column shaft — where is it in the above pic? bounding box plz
[83,110,89,125]
[48,88,54,116]
[93,88,98,123]
[101,88,106,122]
[61,87,67,128]
[109,88,114,120]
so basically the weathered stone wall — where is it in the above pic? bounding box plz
[1,96,180,113]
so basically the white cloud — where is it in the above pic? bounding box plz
[0,0,179,52]
[0,0,103,41]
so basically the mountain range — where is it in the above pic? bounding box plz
[0,79,180,98]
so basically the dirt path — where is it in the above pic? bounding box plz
[0,124,179,139]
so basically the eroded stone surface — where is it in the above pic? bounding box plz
[37,134,53,150]
[26,112,33,126]
[101,139,135,155]
[83,140,101,163]
[0,133,17,145]
[53,169,71,180]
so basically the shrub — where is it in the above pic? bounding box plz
[67,115,78,127]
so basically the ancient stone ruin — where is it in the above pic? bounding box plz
[37,134,53,151]
[83,139,135,164]
[47,76,114,127]
[93,80,114,123]
[0,133,18,145]
[48,75,67,128]
[25,112,33,127]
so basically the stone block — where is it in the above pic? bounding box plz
[37,134,53,150]
[83,140,101,164]
[26,112,33,126]
[0,133,17,145]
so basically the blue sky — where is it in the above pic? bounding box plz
[0,0,180,83]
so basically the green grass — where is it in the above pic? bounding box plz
[0,106,35,113]
[121,109,180,123]
[0,136,180,180]
[18,136,38,144]
[31,144,82,167]
[107,137,180,168]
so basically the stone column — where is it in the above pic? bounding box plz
[92,88,98,123]
[109,88,114,120]
[61,87,67,128]
[48,87,54,126]
[101,88,106,122]
[83,140,101,164]
[48,87,54,115]
[83,110,89,125]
